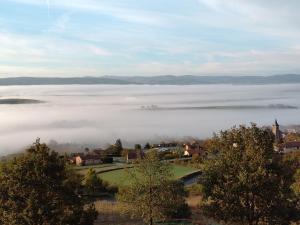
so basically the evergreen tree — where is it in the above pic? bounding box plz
[134,144,142,150]
[144,142,151,150]
[114,139,123,156]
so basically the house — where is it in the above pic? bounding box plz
[75,154,102,166]
[152,142,178,152]
[279,141,300,152]
[125,150,144,163]
[69,153,84,164]
[183,142,204,157]
[90,148,103,156]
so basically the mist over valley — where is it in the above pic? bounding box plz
[0,83,300,155]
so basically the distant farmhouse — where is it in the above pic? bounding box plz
[152,142,178,152]
[124,150,145,163]
[183,141,204,157]
[75,154,102,166]
[280,142,300,152]
[71,149,103,166]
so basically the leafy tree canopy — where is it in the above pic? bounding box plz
[134,144,142,150]
[118,150,190,225]
[84,168,105,195]
[0,140,98,225]
[144,142,151,150]
[200,124,299,225]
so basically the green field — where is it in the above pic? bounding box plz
[73,163,133,175]
[98,164,199,187]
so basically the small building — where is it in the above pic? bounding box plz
[69,153,84,164]
[152,142,178,152]
[183,142,204,157]
[90,148,103,156]
[75,154,102,166]
[279,141,300,152]
[125,150,144,163]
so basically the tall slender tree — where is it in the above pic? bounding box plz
[118,150,189,225]
[114,139,123,156]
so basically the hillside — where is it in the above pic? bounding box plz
[1,74,300,85]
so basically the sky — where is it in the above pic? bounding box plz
[1,0,300,77]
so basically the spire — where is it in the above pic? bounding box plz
[275,119,279,127]
[272,119,283,144]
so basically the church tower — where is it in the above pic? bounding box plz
[272,119,282,143]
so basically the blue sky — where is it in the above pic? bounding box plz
[1,0,300,77]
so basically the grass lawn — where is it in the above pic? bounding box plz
[73,163,115,171]
[99,164,199,187]
[172,165,199,179]
[74,163,132,175]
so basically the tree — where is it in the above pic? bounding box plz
[84,147,90,154]
[293,169,300,195]
[114,139,123,156]
[0,140,98,225]
[117,151,189,225]
[284,151,300,213]
[284,133,300,142]
[104,139,123,156]
[200,124,299,225]
[190,154,203,166]
[134,144,142,150]
[85,168,105,195]
[144,142,151,150]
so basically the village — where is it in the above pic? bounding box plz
[71,140,204,166]
[70,120,300,167]
[63,121,300,225]
[0,121,299,225]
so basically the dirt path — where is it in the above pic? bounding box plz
[93,195,217,225]
[93,200,143,225]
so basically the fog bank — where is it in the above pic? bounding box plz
[0,84,299,155]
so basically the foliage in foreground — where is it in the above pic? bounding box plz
[84,168,106,195]
[200,124,300,225]
[118,150,190,225]
[284,150,300,196]
[0,140,98,225]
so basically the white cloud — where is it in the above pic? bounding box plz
[87,45,113,56]
[197,0,300,38]
[11,0,167,26]
[2,0,300,76]
[1,28,300,77]
[0,30,115,76]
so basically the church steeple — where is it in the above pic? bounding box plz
[275,119,279,127]
[272,119,282,143]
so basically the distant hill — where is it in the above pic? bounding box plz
[0,77,134,85]
[0,98,43,104]
[1,74,300,85]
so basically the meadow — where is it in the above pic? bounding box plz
[97,164,199,186]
